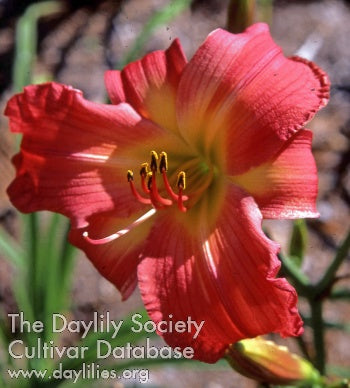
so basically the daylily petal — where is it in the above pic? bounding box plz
[69,209,155,300]
[105,39,187,132]
[231,129,319,219]
[138,184,302,363]
[5,82,164,228]
[176,23,329,174]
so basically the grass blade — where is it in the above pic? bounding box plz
[0,227,25,267]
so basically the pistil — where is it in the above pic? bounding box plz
[82,208,156,245]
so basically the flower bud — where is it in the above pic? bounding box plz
[225,337,321,385]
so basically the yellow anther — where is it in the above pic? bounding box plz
[159,152,168,172]
[127,152,188,212]
[150,150,158,172]
[147,172,153,191]
[127,170,134,182]
[140,163,149,177]
[177,171,186,190]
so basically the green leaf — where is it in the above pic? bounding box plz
[0,311,15,368]
[13,1,64,92]
[0,227,25,268]
[43,213,65,338]
[289,219,308,267]
[329,288,350,300]
[58,221,76,310]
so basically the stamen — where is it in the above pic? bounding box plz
[159,152,168,172]
[140,163,150,194]
[177,171,187,213]
[150,150,158,172]
[162,170,189,202]
[148,152,172,207]
[126,151,189,212]
[147,172,153,191]
[83,208,156,245]
[177,171,186,190]
[127,170,133,182]
[160,151,188,201]
[127,170,151,205]
[149,171,172,207]
[162,170,180,201]
[147,173,165,209]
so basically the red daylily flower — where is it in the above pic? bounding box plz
[5,23,329,363]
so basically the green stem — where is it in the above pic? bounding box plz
[295,333,312,362]
[310,300,325,375]
[278,252,310,295]
[302,315,350,332]
[315,229,350,296]
[329,288,350,300]
[305,230,350,378]
[226,0,256,33]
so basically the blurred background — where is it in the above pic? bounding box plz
[0,0,349,387]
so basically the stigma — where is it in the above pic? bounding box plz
[128,151,188,212]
